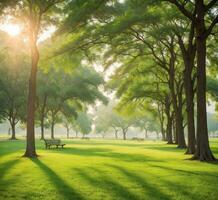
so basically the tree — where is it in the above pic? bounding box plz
[1,0,63,157]
[0,32,28,140]
[76,112,92,138]
[166,0,218,161]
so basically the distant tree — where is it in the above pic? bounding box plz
[76,112,92,138]
[0,33,28,140]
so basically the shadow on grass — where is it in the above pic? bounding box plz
[0,159,20,180]
[147,163,218,178]
[49,147,163,163]
[106,164,171,200]
[31,159,84,200]
[74,168,139,200]
[0,159,21,199]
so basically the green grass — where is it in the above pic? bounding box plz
[0,139,218,200]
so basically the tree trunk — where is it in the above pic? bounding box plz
[160,120,166,141]
[115,130,118,139]
[177,30,196,154]
[185,71,196,153]
[10,120,16,140]
[40,116,44,140]
[40,94,47,140]
[8,128,11,136]
[173,117,178,144]
[176,107,186,148]
[144,129,148,139]
[67,127,69,139]
[75,131,78,138]
[51,122,55,139]
[122,129,127,140]
[168,42,186,148]
[24,34,39,157]
[157,102,166,141]
[193,1,215,161]
[165,95,173,144]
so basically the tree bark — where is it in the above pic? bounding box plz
[184,65,196,153]
[177,26,196,154]
[24,30,39,158]
[66,127,69,139]
[192,1,215,161]
[40,94,47,140]
[173,116,178,144]
[40,116,45,140]
[157,102,166,141]
[165,95,173,144]
[10,119,16,140]
[168,40,186,148]
[51,122,55,139]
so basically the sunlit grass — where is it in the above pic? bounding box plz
[0,139,218,200]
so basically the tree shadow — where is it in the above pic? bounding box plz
[0,159,20,180]
[74,167,139,200]
[49,147,163,163]
[31,158,85,200]
[147,163,218,178]
[103,165,172,200]
[106,164,212,200]
[0,159,20,199]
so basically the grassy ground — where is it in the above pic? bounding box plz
[0,138,218,200]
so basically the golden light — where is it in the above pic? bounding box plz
[0,23,21,36]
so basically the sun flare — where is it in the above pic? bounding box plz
[0,23,21,36]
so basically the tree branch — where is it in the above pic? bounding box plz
[204,0,218,12]
[204,15,218,38]
[167,0,195,21]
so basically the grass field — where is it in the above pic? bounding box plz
[0,139,218,200]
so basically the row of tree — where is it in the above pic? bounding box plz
[52,0,218,161]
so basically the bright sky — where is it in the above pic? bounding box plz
[0,22,56,42]
[0,23,21,36]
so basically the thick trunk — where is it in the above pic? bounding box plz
[193,2,215,160]
[178,31,196,154]
[185,68,196,153]
[51,122,55,139]
[24,36,39,157]
[10,120,16,140]
[168,43,186,148]
[166,115,173,144]
[40,117,44,140]
[122,129,127,140]
[173,117,178,144]
[176,108,186,148]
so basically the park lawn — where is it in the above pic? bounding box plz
[0,139,218,200]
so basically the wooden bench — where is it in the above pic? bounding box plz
[44,139,65,149]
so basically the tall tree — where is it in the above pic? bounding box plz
[167,0,217,161]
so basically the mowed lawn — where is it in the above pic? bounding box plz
[0,139,218,200]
